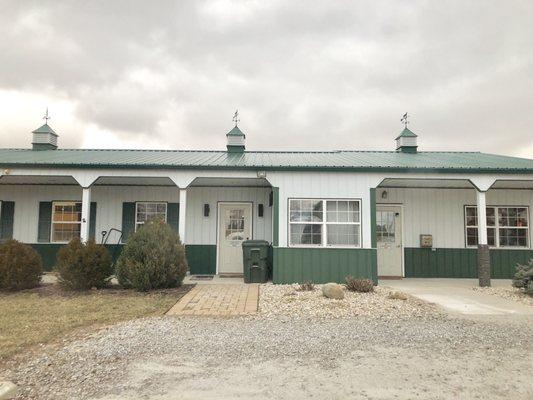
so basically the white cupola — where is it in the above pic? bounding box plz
[32,109,58,150]
[226,110,245,153]
[395,127,418,153]
[32,123,58,150]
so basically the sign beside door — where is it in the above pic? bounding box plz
[376,205,403,277]
[217,202,252,274]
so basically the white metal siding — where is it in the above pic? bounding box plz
[0,184,272,245]
[267,172,382,248]
[185,187,272,245]
[378,188,533,248]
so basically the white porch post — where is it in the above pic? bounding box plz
[80,187,92,243]
[475,189,491,287]
[179,188,187,243]
[476,190,487,246]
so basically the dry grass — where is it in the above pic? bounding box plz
[0,283,193,360]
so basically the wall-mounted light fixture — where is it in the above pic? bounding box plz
[381,190,388,199]
[203,203,210,217]
[269,191,273,207]
[257,171,267,178]
[258,204,264,217]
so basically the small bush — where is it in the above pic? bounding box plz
[345,276,374,293]
[297,281,315,291]
[512,260,533,297]
[56,238,113,290]
[116,219,188,291]
[0,240,43,290]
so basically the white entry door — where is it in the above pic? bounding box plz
[376,205,403,277]
[217,203,253,274]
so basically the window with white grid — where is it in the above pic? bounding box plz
[289,199,361,247]
[51,201,82,243]
[135,202,167,231]
[465,206,529,248]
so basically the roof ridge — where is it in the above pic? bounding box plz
[0,148,487,154]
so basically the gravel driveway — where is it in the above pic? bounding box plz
[4,307,532,399]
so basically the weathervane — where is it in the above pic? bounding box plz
[400,112,409,128]
[232,109,240,127]
[43,107,51,124]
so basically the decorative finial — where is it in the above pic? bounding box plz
[400,112,409,128]
[232,109,240,127]
[43,107,51,124]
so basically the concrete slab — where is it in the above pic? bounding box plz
[382,278,533,318]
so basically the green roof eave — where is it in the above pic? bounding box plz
[0,162,532,174]
[395,127,417,139]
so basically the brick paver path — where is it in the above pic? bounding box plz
[166,284,259,316]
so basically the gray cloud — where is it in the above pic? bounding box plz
[0,0,532,156]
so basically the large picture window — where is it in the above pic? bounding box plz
[289,199,361,247]
[465,206,529,248]
[51,201,82,243]
[135,202,167,231]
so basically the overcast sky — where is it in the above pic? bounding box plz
[0,1,532,157]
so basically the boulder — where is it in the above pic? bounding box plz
[388,291,408,300]
[0,381,18,400]
[322,283,345,300]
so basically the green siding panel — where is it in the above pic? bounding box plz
[0,201,15,240]
[185,245,216,275]
[33,243,221,275]
[490,250,533,279]
[272,247,377,284]
[121,202,135,242]
[404,247,533,278]
[31,243,125,272]
[38,202,52,242]
[272,187,279,247]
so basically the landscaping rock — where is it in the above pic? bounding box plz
[322,283,344,299]
[388,291,409,300]
[0,381,17,400]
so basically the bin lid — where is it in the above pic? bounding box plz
[242,240,270,246]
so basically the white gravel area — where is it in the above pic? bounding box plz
[259,283,444,320]
[473,286,533,306]
[3,298,532,399]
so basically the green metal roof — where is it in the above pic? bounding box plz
[395,127,417,139]
[32,124,58,136]
[0,148,532,173]
[226,126,245,137]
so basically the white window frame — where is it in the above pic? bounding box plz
[464,205,530,249]
[51,201,82,244]
[135,201,168,231]
[288,198,362,248]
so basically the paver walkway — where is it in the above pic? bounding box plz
[166,284,259,316]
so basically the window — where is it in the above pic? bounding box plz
[135,202,167,231]
[51,201,81,243]
[465,206,529,248]
[289,199,361,247]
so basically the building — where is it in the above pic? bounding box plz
[0,119,532,283]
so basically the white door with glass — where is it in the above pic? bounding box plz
[217,203,252,274]
[376,205,403,277]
